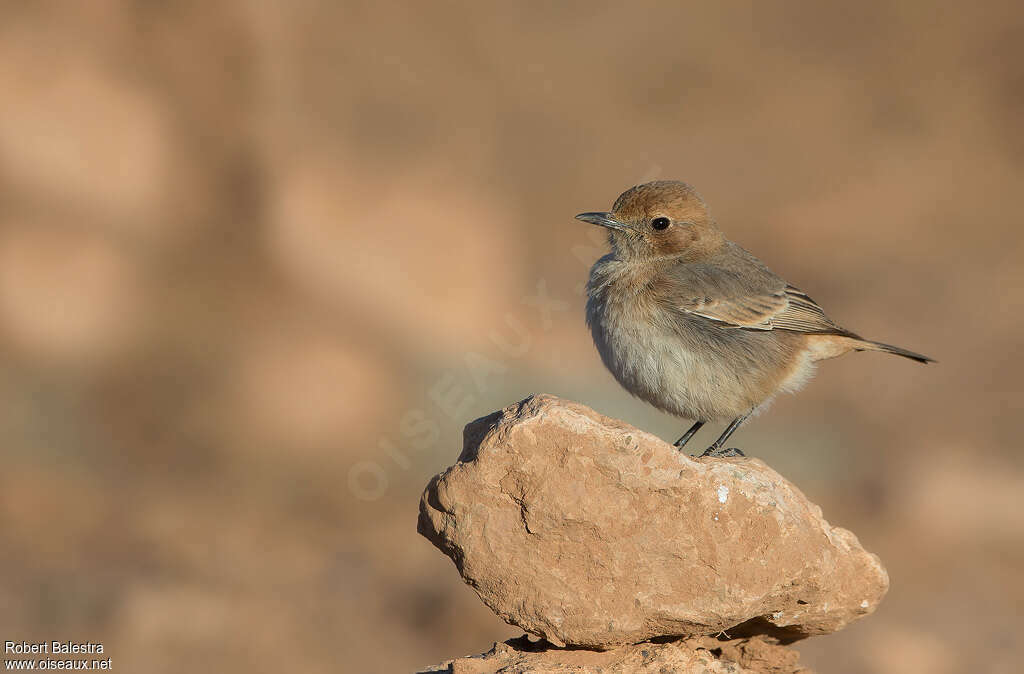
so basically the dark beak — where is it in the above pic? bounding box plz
[575,212,629,232]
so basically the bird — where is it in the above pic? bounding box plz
[576,180,933,458]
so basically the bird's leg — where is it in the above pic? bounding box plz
[698,412,752,458]
[673,420,705,449]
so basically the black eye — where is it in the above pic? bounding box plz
[651,217,670,230]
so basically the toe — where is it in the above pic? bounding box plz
[699,446,746,458]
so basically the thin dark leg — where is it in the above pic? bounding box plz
[699,411,752,458]
[673,420,705,449]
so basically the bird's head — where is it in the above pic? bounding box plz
[576,180,725,261]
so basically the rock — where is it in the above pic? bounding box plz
[420,634,809,673]
[418,394,888,648]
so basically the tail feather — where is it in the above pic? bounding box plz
[855,339,935,364]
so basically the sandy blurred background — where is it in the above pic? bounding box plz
[0,1,1021,672]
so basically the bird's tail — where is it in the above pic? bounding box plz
[852,338,935,364]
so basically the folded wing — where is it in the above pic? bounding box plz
[661,251,856,336]
[680,284,855,335]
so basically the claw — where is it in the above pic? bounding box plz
[698,446,746,458]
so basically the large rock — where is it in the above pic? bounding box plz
[421,635,809,674]
[418,394,888,648]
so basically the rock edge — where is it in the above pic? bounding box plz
[419,635,811,674]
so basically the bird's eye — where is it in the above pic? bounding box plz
[651,217,670,230]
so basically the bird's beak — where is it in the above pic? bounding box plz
[575,212,629,232]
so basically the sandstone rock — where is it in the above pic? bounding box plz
[418,394,888,648]
[420,635,809,674]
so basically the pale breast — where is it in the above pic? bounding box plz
[586,257,770,420]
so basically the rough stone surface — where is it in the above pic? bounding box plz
[420,635,809,674]
[418,394,888,648]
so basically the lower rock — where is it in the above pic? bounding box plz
[420,635,810,674]
[418,394,888,647]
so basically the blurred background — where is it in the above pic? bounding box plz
[0,1,1020,672]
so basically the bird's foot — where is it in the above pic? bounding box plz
[696,446,746,458]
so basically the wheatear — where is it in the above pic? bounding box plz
[577,180,933,457]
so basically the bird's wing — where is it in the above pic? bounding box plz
[659,248,852,335]
[679,284,849,334]
[679,288,786,330]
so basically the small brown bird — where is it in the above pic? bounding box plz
[577,180,933,457]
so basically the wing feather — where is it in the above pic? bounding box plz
[659,245,853,336]
[679,284,850,335]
